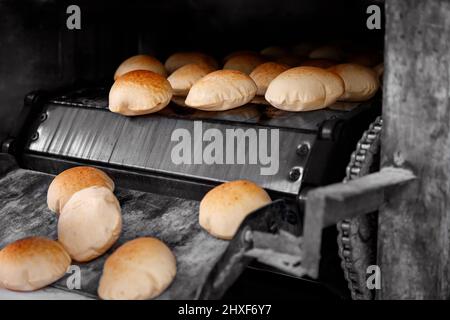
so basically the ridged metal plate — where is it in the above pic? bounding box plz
[27,103,315,195]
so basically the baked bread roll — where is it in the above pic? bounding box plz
[109,70,173,116]
[0,237,71,291]
[249,62,289,96]
[165,52,218,74]
[328,63,379,101]
[98,237,176,300]
[167,63,214,96]
[265,66,344,111]
[199,180,271,240]
[223,54,266,75]
[301,59,336,68]
[185,70,257,111]
[114,55,166,80]
[58,186,122,262]
[308,45,343,61]
[47,166,114,215]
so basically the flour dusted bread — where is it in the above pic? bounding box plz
[199,180,272,240]
[114,55,166,79]
[98,237,176,300]
[165,52,218,74]
[47,166,114,214]
[223,54,266,75]
[167,63,214,96]
[0,237,71,291]
[249,62,289,96]
[58,186,122,262]
[328,63,379,101]
[265,66,344,111]
[185,70,257,111]
[109,70,172,116]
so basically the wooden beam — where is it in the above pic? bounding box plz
[303,167,415,278]
[380,0,450,299]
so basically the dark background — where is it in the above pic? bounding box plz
[0,0,383,152]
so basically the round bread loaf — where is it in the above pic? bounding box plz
[58,186,122,262]
[301,59,336,68]
[249,62,289,96]
[265,66,345,111]
[165,52,218,74]
[328,64,379,101]
[185,70,257,111]
[0,237,71,291]
[308,45,343,61]
[47,166,114,215]
[199,180,271,240]
[98,237,176,300]
[109,70,173,116]
[114,55,166,80]
[167,63,214,96]
[223,54,266,75]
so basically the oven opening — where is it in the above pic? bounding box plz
[0,0,394,302]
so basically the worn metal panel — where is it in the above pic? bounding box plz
[27,103,316,195]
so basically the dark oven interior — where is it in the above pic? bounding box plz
[0,0,385,300]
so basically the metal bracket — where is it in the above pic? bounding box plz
[195,199,303,299]
[302,167,416,278]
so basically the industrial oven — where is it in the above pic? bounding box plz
[1,0,428,301]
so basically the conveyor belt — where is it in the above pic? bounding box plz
[0,155,228,299]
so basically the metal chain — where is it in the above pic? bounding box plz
[337,116,382,300]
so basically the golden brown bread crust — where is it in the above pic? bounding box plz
[47,166,114,214]
[114,55,166,80]
[0,237,71,291]
[199,180,271,240]
[167,63,214,96]
[165,52,218,74]
[250,62,290,96]
[223,54,266,75]
[265,66,345,111]
[109,70,173,116]
[58,186,122,262]
[185,70,257,111]
[328,63,380,101]
[98,237,176,300]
